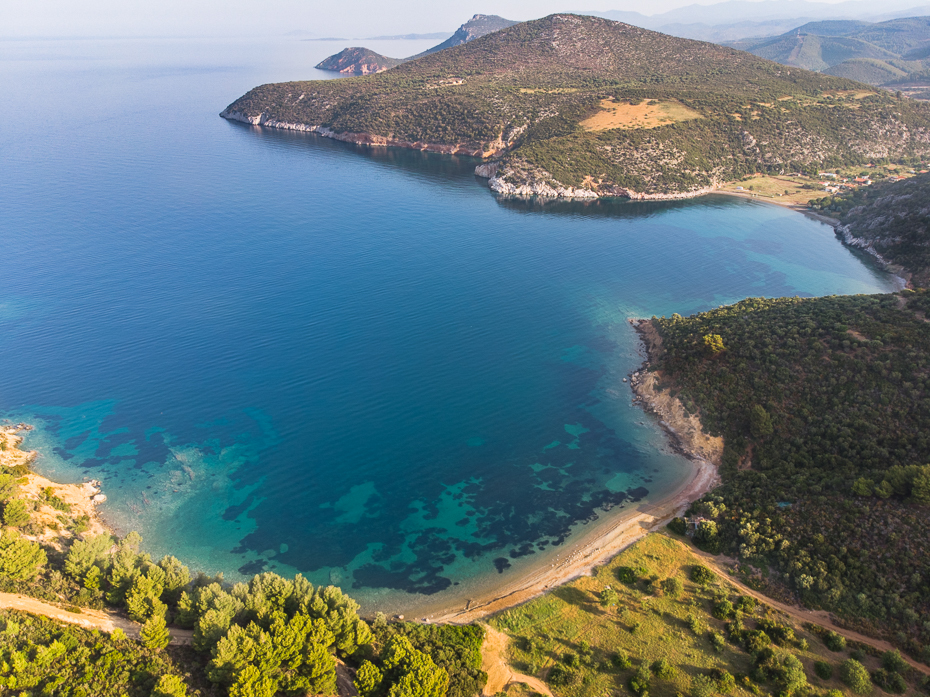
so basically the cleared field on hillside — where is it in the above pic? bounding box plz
[579,99,702,131]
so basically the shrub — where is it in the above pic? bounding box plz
[691,565,714,585]
[709,631,726,652]
[612,652,633,670]
[548,663,575,687]
[873,669,907,694]
[712,668,735,694]
[825,631,847,652]
[652,658,675,680]
[617,566,638,584]
[662,576,684,598]
[713,599,735,620]
[630,664,652,696]
[840,659,872,695]
[692,674,716,697]
[743,629,772,654]
[881,650,908,673]
[757,618,795,646]
[668,517,688,535]
[563,652,580,668]
[815,661,833,680]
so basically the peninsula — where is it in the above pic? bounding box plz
[223,13,930,200]
[315,15,516,75]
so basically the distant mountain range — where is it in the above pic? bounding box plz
[727,17,930,97]
[315,15,516,76]
[578,0,930,41]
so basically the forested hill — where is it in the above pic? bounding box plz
[646,291,930,658]
[223,14,930,198]
[814,173,930,286]
[727,16,930,93]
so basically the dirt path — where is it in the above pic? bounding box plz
[0,592,194,645]
[685,542,930,676]
[481,624,553,697]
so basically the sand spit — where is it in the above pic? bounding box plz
[431,320,722,624]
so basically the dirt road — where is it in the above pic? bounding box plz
[0,592,194,645]
[481,624,553,697]
[685,541,930,676]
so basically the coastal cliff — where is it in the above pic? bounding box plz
[220,109,501,156]
[629,320,724,468]
[224,14,930,200]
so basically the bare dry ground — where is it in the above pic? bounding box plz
[579,99,702,132]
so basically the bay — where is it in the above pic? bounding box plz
[0,36,898,614]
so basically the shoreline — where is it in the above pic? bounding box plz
[0,424,110,545]
[429,318,722,624]
[711,188,840,226]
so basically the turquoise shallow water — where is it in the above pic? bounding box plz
[0,37,899,614]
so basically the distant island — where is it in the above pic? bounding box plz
[224,14,930,200]
[315,14,516,76]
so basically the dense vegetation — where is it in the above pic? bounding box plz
[811,172,930,286]
[726,17,930,95]
[647,291,930,660]
[223,14,930,196]
[0,451,487,697]
[492,532,926,697]
[0,609,189,696]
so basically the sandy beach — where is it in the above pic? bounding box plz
[431,319,722,624]
[713,188,841,226]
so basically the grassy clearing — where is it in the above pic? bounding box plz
[491,533,919,697]
[719,174,819,205]
[579,99,702,131]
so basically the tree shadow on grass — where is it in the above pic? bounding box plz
[552,586,595,610]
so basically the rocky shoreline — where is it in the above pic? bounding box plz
[219,110,505,158]
[836,223,911,288]
[219,112,726,201]
[0,423,109,546]
[628,318,724,469]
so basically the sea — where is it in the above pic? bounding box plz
[0,35,900,615]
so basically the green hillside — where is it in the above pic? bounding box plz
[645,291,930,659]
[730,16,930,91]
[224,14,930,198]
[824,58,911,85]
[812,172,930,286]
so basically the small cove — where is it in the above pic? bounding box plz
[0,36,900,615]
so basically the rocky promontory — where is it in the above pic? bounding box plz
[314,15,516,76]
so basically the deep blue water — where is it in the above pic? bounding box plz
[0,37,899,613]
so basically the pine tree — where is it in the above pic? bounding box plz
[2,499,30,528]
[140,613,171,650]
[0,528,47,581]
[64,533,113,580]
[153,674,188,697]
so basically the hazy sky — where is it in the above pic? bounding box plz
[1,0,857,39]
